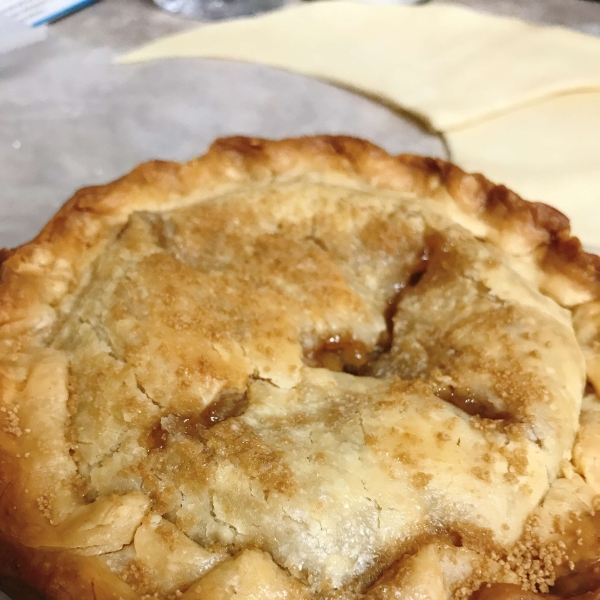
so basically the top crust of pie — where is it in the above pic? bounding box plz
[1,136,599,600]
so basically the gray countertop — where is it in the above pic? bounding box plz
[1,0,599,249]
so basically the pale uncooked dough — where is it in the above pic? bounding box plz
[448,92,600,248]
[119,1,600,131]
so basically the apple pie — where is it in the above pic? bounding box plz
[1,136,599,600]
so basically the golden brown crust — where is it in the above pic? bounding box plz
[0,136,597,600]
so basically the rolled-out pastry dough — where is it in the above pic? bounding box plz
[447,92,600,248]
[119,1,600,131]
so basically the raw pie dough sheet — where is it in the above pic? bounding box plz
[119,2,600,132]
[119,2,600,248]
[448,92,600,250]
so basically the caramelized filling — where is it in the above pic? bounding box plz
[305,334,372,374]
[200,389,249,427]
[435,386,512,421]
[145,414,205,449]
[145,389,249,449]
[552,560,600,598]
[304,252,429,376]
[146,421,169,450]
[551,510,600,596]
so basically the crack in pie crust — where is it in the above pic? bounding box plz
[1,136,600,600]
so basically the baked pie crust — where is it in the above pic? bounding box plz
[1,136,600,600]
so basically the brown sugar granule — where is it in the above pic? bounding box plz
[0,404,21,437]
[411,472,433,489]
[504,516,566,593]
[437,431,452,443]
[472,466,492,483]
[36,494,54,524]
